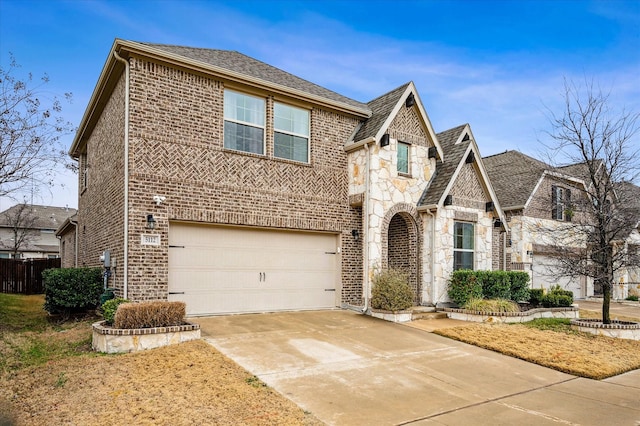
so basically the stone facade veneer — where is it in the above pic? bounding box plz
[92,321,201,353]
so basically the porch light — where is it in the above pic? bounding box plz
[146,214,156,230]
[351,229,360,241]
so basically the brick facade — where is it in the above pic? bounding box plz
[79,55,363,301]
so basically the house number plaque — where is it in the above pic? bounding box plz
[141,234,161,246]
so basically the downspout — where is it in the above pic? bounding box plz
[362,142,371,313]
[502,231,507,271]
[71,218,78,268]
[427,209,436,304]
[113,50,130,300]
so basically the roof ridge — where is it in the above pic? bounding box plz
[366,82,411,104]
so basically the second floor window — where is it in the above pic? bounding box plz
[224,90,265,155]
[552,185,572,221]
[397,142,410,174]
[274,103,309,163]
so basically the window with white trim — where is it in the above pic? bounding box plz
[223,90,265,155]
[274,102,309,163]
[551,185,572,221]
[453,222,474,270]
[397,141,410,174]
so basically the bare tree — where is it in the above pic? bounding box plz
[544,79,640,323]
[0,54,74,199]
[2,203,37,257]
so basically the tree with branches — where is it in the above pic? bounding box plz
[0,54,74,200]
[543,79,640,323]
[1,202,37,257]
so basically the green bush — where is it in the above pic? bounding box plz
[625,295,639,301]
[371,269,414,312]
[541,285,574,307]
[507,271,531,302]
[448,270,483,305]
[529,288,545,306]
[43,268,103,315]
[101,298,130,325]
[448,270,530,305]
[463,298,519,313]
[479,270,511,300]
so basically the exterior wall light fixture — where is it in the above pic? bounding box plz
[146,214,156,229]
[351,229,360,240]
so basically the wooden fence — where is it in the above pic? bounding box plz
[0,258,61,294]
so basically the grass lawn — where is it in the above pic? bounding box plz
[0,294,321,426]
[434,314,640,380]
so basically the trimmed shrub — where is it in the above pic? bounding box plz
[101,298,130,325]
[449,270,531,305]
[43,267,103,315]
[541,285,574,308]
[463,298,520,313]
[448,270,483,306]
[529,289,545,306]
[371,269,414,312]
[479,270,511,300]
[507,271,531,302]
[114,301,186,329]
[625,295,639,301]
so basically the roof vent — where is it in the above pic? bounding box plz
[462,133,470,142]
[444,195,453,206]
[380,133,390,147]
[405,93,415,108]
[486,201,494,212]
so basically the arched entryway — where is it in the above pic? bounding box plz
[381,204,422,305]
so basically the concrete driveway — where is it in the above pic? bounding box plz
[196,310,640,425]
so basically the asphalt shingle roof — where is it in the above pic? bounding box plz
[482,150,549,209]
[418,124,469,207]
[0,204,77,230]
[352,83,410,142]
[140,43,370,112]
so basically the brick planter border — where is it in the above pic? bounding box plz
[92,321,201,353]
[443,306,579,323]
[570,318,640,341]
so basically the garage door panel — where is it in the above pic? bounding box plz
[532,255,583,298]
[169,223,339,315]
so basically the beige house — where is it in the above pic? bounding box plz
[0,204,77,259]
[68,39,506,315]
[484,151,600,299]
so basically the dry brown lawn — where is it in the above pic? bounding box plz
[0,294,321,426]
[435,320,640,380]
[1,340,321,426]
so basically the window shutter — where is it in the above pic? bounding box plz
[551,185,558,219]
[565,188,572,221]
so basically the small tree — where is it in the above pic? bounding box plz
[2,203,37,257]
[0,54,74,199]
[543,79,640,324]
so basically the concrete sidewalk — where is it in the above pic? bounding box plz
[197,310,640,425]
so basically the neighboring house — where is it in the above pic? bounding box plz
[0,204,77,259]
[56,213,78,268]
[613,181,640,299]
[69,39,506,316]
[483,151,595,298]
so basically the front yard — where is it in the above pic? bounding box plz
[0,294,320,425]
[2,294,640,424]
[434,311,640,380]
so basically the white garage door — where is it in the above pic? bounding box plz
[168,223,339,315]
[532,255,584,299]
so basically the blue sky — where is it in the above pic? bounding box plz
[1,0,639,210]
